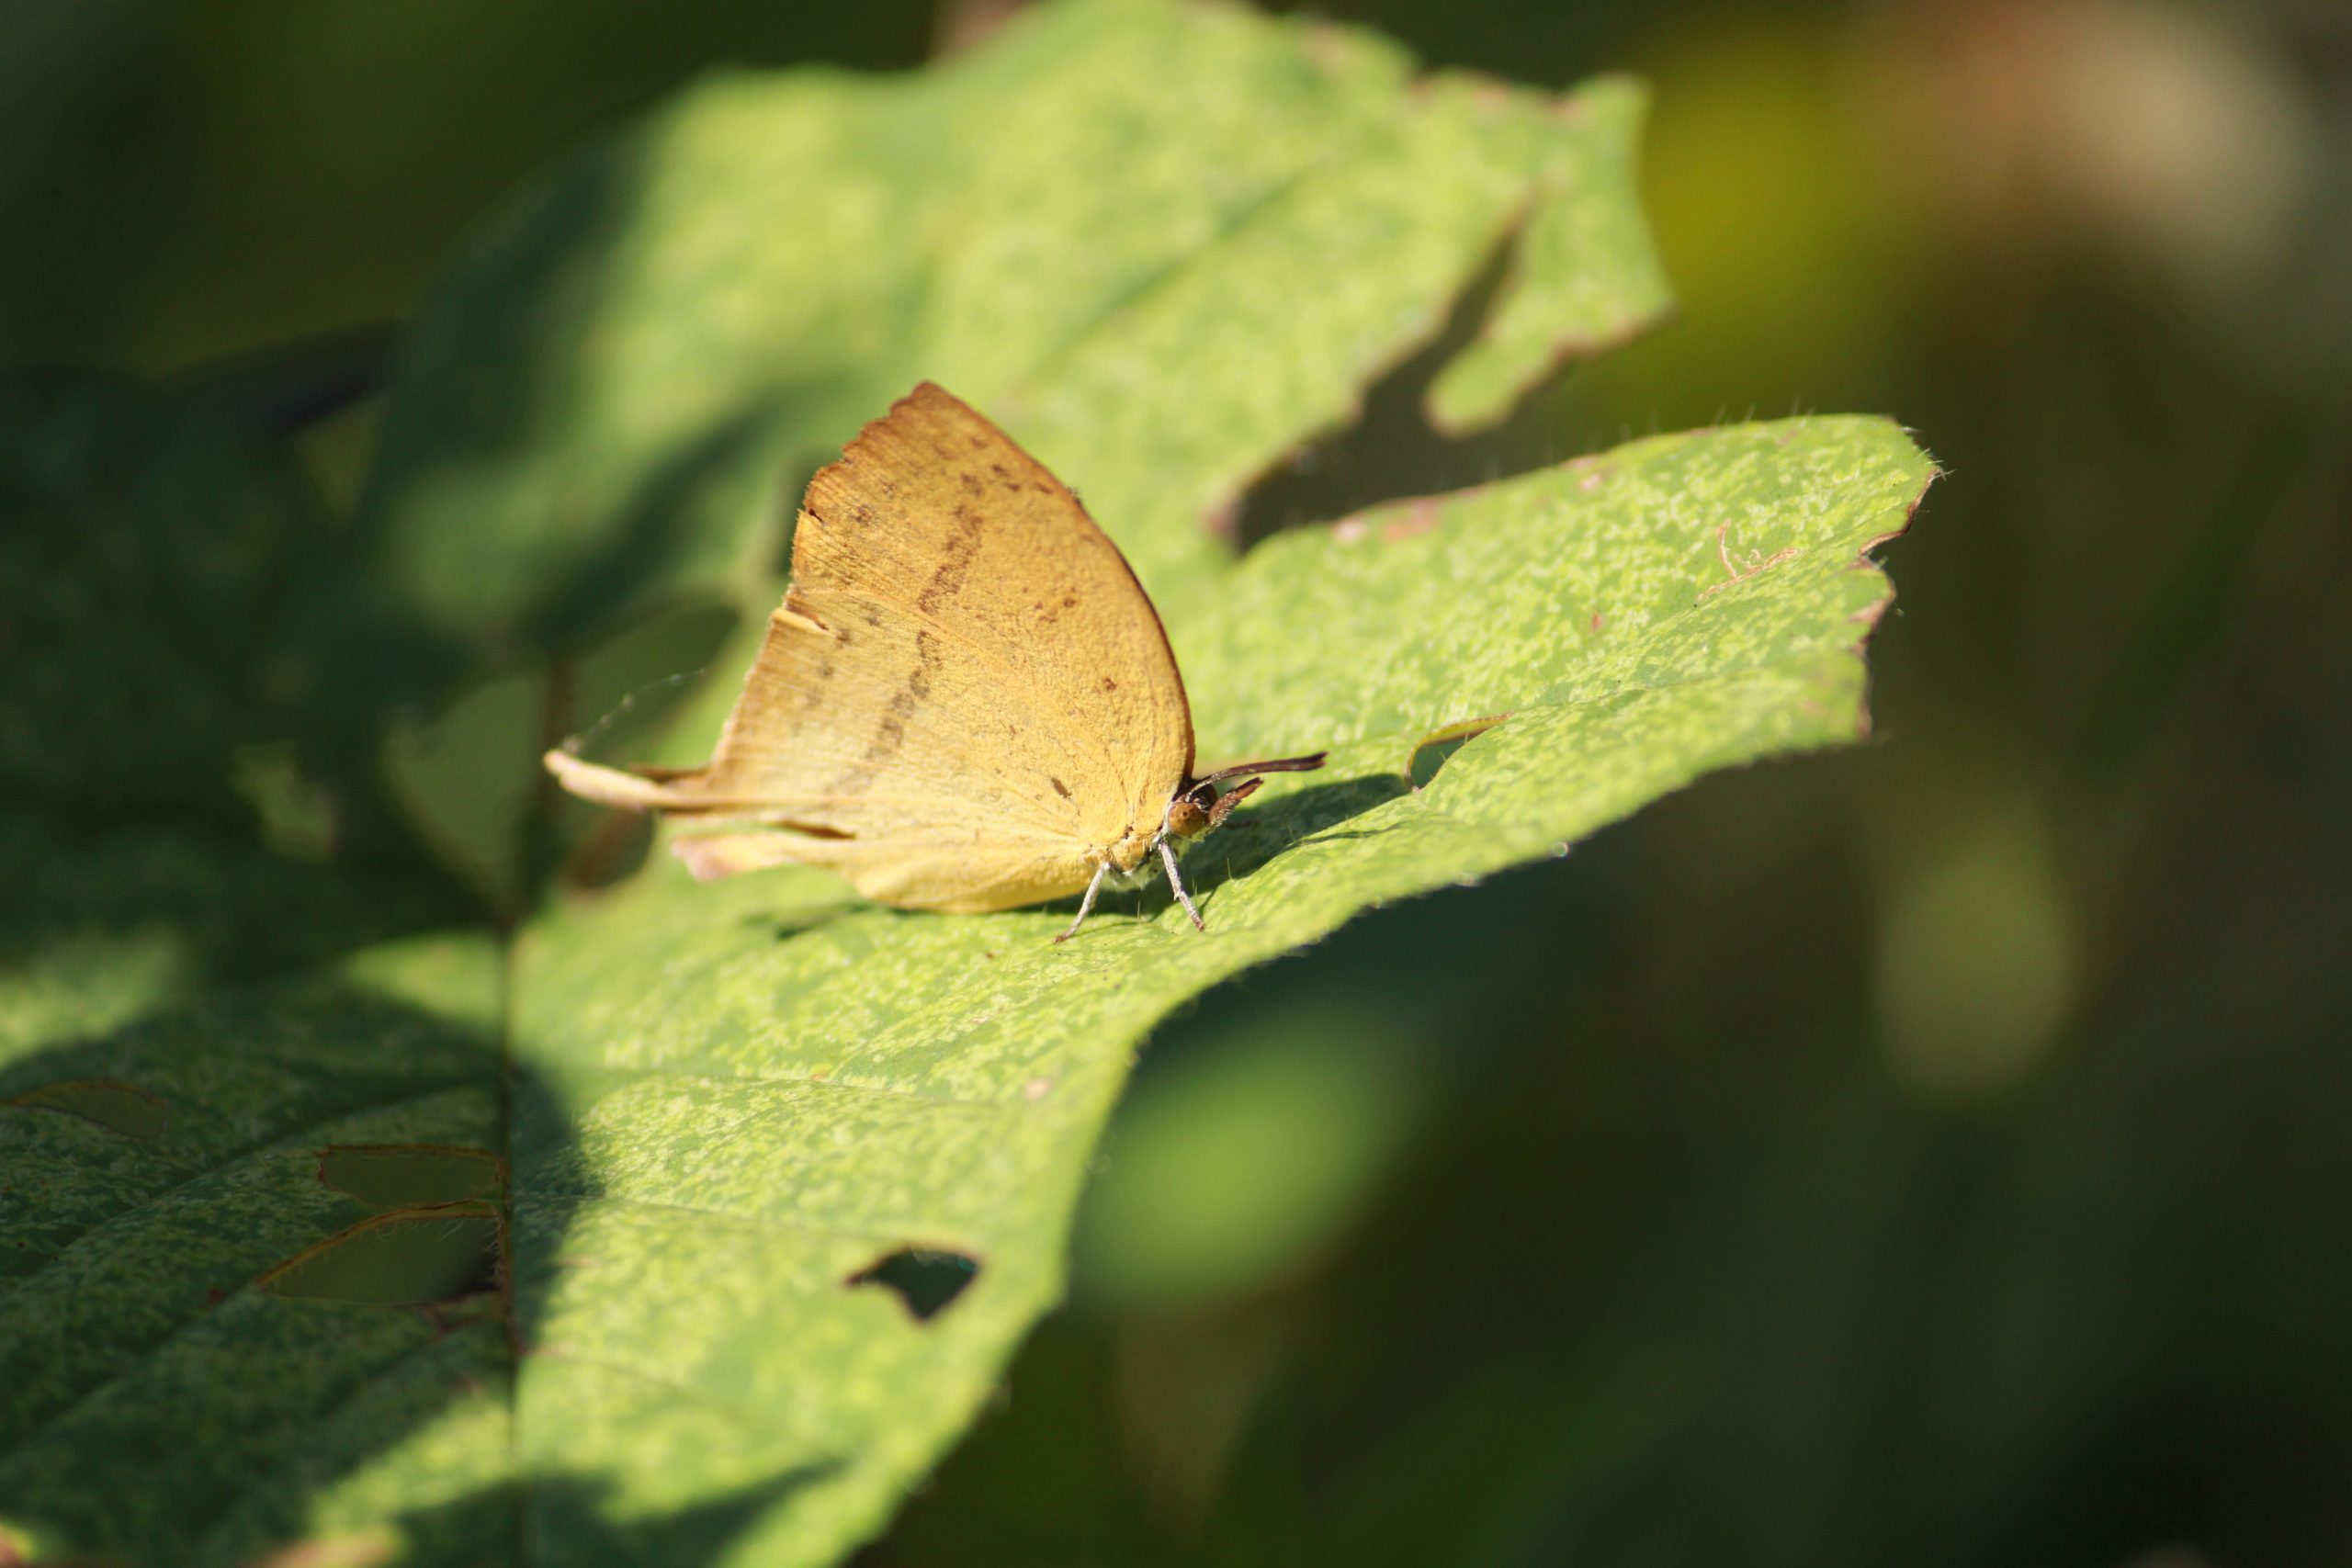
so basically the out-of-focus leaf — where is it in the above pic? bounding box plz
[1076,1000,1426,1307]
[356,0,1668,665]
[0,368,332,823]
[0,812,458,1042]
[504,416,1931,1565]
[383,600,739,916]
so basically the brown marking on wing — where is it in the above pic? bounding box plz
[915,505,986,615]
[540,382,1198,911]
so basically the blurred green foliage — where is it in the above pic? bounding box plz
[3,0,2347,1565]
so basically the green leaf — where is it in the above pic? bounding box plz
[0,367,334,825]
[0,815,514,1566]
[356,0,1668,665]
[0,3,1935,1564]
[503,416,1931,1564]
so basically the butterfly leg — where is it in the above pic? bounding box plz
[1054,861,1111,943]
[1159,838,1206,931]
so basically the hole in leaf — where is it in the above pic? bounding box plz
[317,1145,503,1209]
[261,1203,503,1307]
[1407,714,1508,790]
[845,1247,981,1323]
[5,1078,169,1139]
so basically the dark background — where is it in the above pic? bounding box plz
[7,1,2347,1563]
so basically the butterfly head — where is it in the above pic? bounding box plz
[1164,793,1215,840]
[1162,780,1252,844]
[1166,747,1336,846]
[1161,750,1328,847]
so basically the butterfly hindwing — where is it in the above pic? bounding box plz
[547,384,1196,913]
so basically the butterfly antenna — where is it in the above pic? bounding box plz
[1204,776,1262,829]
[1190,750,1328,791]
[564,668,711,757]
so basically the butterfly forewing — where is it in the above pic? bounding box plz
[548,383,1195,913]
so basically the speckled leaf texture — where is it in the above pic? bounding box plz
[0,2,1935,1565]
[508,418,1928,1566]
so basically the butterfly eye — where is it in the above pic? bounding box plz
[1166,797,1213,838]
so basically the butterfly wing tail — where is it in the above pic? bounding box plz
[554,740,1103,912]
[671,832,809,883]
[547,751,852,885]
[542,749,718,812]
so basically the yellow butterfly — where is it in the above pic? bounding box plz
[547,383,1325,941]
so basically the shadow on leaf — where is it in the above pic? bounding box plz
[1187,771,1414,891]
[0,976,571,1564]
